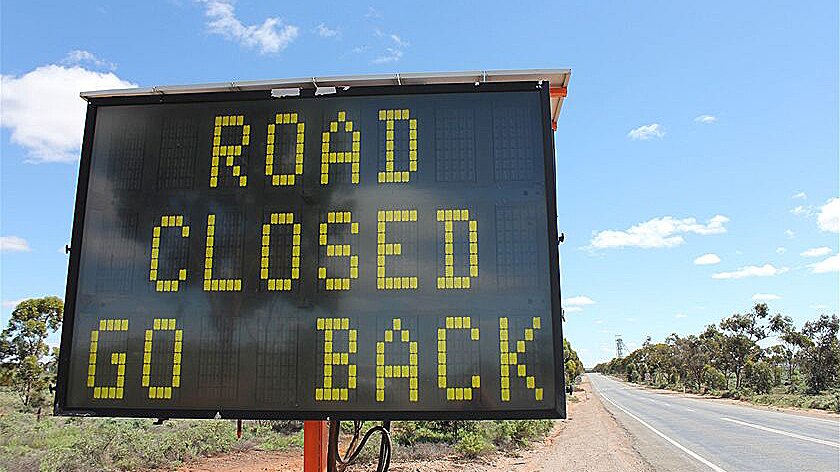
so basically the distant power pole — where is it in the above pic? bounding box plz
[615,335,626,358]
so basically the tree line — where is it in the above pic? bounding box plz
[0,296,63,410]
[594,304,840,398]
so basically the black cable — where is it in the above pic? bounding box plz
[375,421,391,472]
[329,420,392,472]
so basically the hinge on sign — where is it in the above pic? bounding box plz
[315,86,337,96]
[271,88,301,98]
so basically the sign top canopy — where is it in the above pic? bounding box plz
[80,69,571,130]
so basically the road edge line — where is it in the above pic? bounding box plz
[598,391,728,472]
[604,374,840,426]
[720,417,840,449]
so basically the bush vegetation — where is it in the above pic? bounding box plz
[0,297,583,469]
[0,390,303,471]
[594,304,840,412]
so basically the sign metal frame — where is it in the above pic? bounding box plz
[54,80,566,420]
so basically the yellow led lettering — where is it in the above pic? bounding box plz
[88,319,128,400]
[318,211,358,291]
[260,212,301,291]
[315,317,356,401]
[436,209,478,290]
[266,113,304,186]
[142,318,182,400]
[377,109,417,183]
[438,316,480,401]
[210,114,249,188]
[149,215,189,292]
[203,214,242,292]
[320,111,360,184]
[376,318,419,402]
[499,317,543,401]
[377,209,418,290]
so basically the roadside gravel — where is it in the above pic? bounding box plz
[177,374,652,472]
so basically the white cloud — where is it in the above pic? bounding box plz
[810,254,840,274]
[591,215,728,249]
[365,7,383,19]
[388,33,408,48]
[776,247,786,255]
[0,236,31,252]
[694,253,721,265]
[792,192,807,200]
[2,299,25,308]
[801,247,832,258]
[817,198,839,233]
[372,30,408,64]
[1,64,136,162]
[784,229,795,239]
[202,0,298,54]
[811,304,828,310]
[694,115,717,124]
[564,296,596,306]
[61,50,115,70]
[712,264,789,280]
[752,293,781,301]
[790,205,813,217]
[372,47,403,64]
[316,23,339,38]
[675,313,688,318]
[627,123,664,140]
[564,306,583,313]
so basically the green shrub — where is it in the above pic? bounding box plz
[703,366,727,390]
[0,406,307,472]
[455,431,491,458]
[259,430,303,451]
[744,391,840,412]
[392,421,473,445]
[745,361,774,394]
[654,371,669,388]
[486,420,553,448]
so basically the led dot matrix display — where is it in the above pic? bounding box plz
[56,83,564,420]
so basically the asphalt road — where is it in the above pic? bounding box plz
[588,373,840,472]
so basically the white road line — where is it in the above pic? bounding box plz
[596,374,840,427]
[598,392,728,472]
[729,409,840,426]
[721,417,840,449]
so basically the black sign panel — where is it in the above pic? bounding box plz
[55,83,565,419]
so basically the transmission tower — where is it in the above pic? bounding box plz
[615,335,626,358]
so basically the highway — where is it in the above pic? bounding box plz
[588,373,840,472]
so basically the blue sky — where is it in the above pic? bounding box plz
[1,0,837,366]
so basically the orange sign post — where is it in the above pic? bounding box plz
[304,420,329,472]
